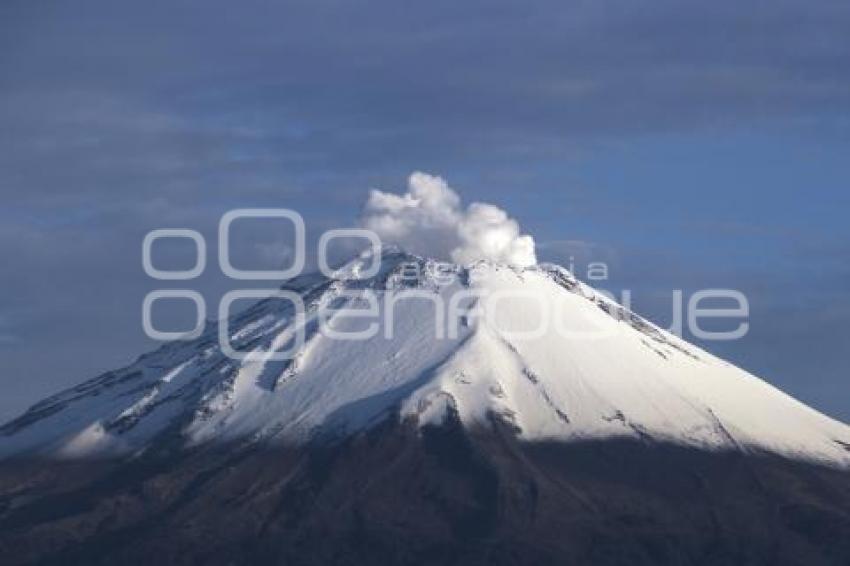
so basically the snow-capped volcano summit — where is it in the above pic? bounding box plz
[3,249,850,566]
[3,249,849,466]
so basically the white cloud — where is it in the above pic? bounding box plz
[360,171,536,267]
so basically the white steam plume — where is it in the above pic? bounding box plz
[360,172,536,267]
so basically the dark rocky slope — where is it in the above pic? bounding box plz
[1,415,849,566]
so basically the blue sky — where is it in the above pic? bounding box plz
[1,0,848,422]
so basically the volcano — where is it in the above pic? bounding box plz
[2,250,849,565]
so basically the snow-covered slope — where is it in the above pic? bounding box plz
[3,250,850,466]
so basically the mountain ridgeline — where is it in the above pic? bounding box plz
[1,250,849,565]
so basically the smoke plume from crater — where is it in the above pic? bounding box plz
[360,172,536,267]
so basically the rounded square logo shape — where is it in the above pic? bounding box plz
[218,289,305,361]
[142,290,206,340]
[142,229,206,280]
[219,209,305,280]
[318,228,382,278]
